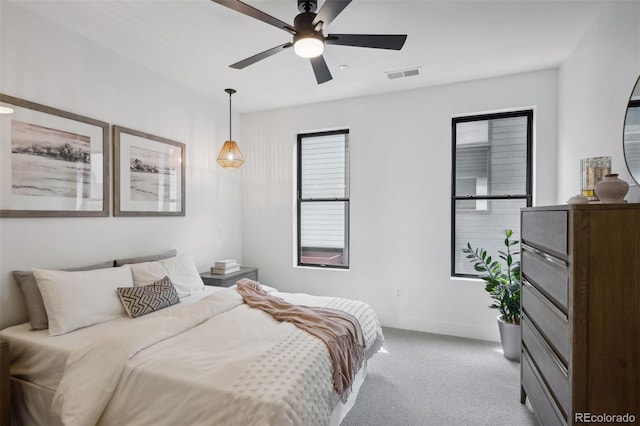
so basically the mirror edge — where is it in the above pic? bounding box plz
[623,73,640,186]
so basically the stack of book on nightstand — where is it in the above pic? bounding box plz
[211,259,240,275]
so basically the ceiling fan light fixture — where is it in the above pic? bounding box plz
[294,35,324,58]
[211,0,407,84]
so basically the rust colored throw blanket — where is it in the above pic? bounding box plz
[236,280,365,402]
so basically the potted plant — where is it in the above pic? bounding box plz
[462,229,521,361]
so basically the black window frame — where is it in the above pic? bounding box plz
[451,110,533,278]
[296,129,350,269]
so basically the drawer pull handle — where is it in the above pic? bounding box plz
[522,243,568,268]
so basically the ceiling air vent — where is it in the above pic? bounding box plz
[386,67,421,80]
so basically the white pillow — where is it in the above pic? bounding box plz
[129,253,204,297]
[33,266,132,336]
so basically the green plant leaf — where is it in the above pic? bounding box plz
[462,229,522,324]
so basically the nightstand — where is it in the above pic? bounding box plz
[0,338,9,426]
[200,267,258,287]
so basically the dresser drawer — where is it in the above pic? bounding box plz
[522,316,569,417]
[522,247,569,312]
[522,281,570,364]
[521,210,568,257]
[522,351,567,426]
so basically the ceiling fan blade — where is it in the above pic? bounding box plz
[211,0,296,34]
[326,34,407,50]
[312,0,352,28]
[310,55,332,84]
[230,43,293,69]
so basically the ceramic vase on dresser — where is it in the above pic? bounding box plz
[595,173,629,203]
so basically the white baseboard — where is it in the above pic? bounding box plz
[375,311,501,343]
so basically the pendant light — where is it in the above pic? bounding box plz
[217,88,244,169]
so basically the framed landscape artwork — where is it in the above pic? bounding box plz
[113,125,185,216]
[0,94,109,217]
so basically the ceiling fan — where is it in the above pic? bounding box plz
[211,0,408,84]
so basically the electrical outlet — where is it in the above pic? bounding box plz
[396,288,402,297]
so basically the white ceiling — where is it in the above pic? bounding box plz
[12,0,609,112]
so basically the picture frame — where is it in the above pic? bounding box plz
[113,125,185,216]
[0,94,109,218]
[580,156,611,201]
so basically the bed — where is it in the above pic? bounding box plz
[0,251,383,426]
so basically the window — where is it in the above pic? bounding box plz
[451,110,533,277]
[297,129,349,268]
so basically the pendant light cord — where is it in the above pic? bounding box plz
[225,88,236,141]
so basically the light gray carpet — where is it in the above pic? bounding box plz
[342,327,539,426]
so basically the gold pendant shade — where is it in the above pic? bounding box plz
[216,140,244,169]
[217,88,244,169]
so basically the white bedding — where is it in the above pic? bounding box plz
[2,285,383,426]
[0,286,224,391]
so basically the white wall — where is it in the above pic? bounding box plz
[558,2,640,203]
[240,1,640,343]
[0,3,243,328]
[241,69,558,341]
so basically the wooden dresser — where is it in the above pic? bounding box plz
[520,204,639,425]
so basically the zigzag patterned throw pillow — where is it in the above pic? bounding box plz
[117,276,180,318]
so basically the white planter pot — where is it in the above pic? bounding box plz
[497,316,521,362]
